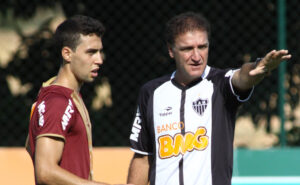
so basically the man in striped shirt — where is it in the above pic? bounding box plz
[127,12,291,185]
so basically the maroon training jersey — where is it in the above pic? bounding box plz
[27,80,92,180]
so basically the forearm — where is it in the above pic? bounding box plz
[232,62,265,91]
[36,164,110,185]
[35,137,109,185]
[127,154,150,185]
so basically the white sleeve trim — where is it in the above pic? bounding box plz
[130,148,153,155]
[228,69,254,102]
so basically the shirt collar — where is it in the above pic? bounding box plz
[171,65,211,80]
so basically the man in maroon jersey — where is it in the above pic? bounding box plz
[26,15,130,185]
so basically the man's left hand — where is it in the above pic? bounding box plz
[249,49,292,76]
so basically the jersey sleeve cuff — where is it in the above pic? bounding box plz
[36,133,66,141]
[229,69,254,102]
[130,148,153,155]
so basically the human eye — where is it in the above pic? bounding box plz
[180,46,193,52]
[86,49,98,55]
[198,44,209,50]
[99,48,104,55]
[100,49,105,59]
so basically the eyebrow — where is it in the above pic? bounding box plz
[86,48,103,53]
[178,43,209,50]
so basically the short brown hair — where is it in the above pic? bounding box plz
[54,15,105,52]
[165,12,210,47]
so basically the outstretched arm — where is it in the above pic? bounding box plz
[232,49,291,91]
[127,153,150,185]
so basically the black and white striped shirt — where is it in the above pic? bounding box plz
[130,66,253,185]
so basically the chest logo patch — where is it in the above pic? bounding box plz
[158,127,209,159]
[192,98,208,116]
[159,106,173,117]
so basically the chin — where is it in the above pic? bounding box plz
[83,78,95,83]
[89,79,95,83]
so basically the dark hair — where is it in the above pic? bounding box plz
[53,15,105,53]
[165,12,210,47]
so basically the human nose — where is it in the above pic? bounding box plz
[95,52,104,65]
[191,49,201,61]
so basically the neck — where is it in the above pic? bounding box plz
[174,72,194,87]
[52,66,82,92]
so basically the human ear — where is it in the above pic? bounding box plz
[61,47,73,62]
[168,45,174,58]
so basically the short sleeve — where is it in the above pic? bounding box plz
[217,69,253,106]
[34,94,76,140]
[129,87,153,155]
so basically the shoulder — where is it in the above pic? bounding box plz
[140,74,171,96]
[33,86,76,126]
[206,66,235,81]
[136,74,171,106]
[37,85,74,108]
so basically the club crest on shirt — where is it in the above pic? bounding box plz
[192,98,208,116]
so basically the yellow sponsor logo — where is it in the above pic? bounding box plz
[158,127,209,159]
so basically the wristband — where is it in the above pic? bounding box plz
[254,58,263,68]
[254,57,269,75]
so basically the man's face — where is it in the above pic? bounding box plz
[70,34,104,83]
[168,30,209,86]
